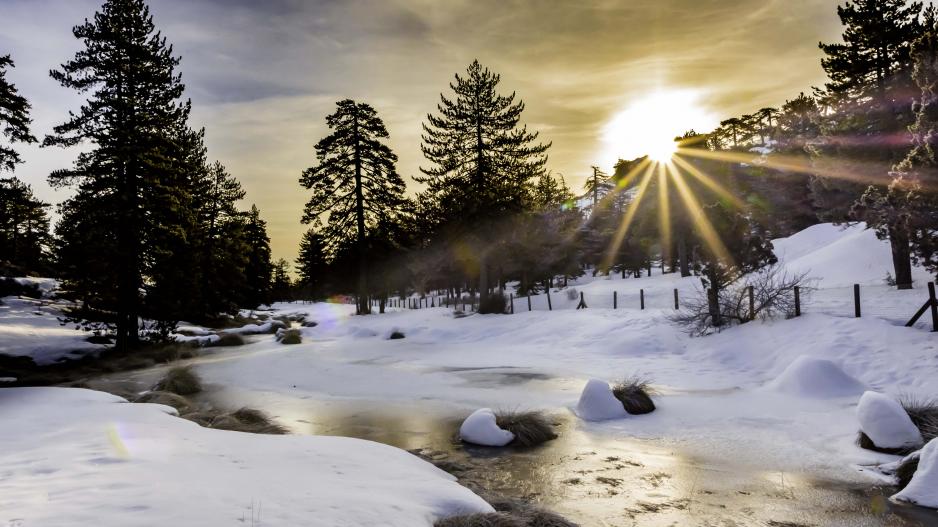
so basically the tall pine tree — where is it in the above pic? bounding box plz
[45,0,192,348]
[296,229,328,299]
[417,60,550,309]
[300,99,405,315]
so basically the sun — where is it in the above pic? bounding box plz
[599,89,717,167]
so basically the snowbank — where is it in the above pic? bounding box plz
[857,391,923,450]
[0,387,491,526]
[893,437,938,508]
[576,379,628,421]
[766,356,865,398]
[459,408,514,446]
[0,296,105,365]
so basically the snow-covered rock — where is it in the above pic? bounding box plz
[857,391,923,450]
[575,378,628,421]
[459,408,514,446]
[767,356,865,398]
[893,437,938,508]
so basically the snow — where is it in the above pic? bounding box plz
[0,387,491,526]
[0,296,105,365]
[575,378,628,421]
[766,355,866,398]
[856,391,923,450]
[458,408,514,446]
[10,277,59,296]
[221,320,286,335]
[893,437,938,509]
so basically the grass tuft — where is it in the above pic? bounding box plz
[389,331,405,340]
[612,376,656,415]
[153,366,202,395]
[134,391,194,414]
[855,431,917,455]
[494,410,558,447]
[210,333,247,347]
[434,513,523,527]
[277,328,302,345]
[896,455,920,490]
[900,395,938,442]
[209,407,289,435]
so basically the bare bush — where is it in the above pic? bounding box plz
[671,265,815,336]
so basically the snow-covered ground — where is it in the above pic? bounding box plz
[0,387,490,526]
[0,295,105,366]
[2,222,938,524]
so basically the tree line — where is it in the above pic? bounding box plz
[0,0,275,348]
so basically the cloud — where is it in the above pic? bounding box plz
[0,0,845,262]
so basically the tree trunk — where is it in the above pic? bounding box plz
[889,225,913,290]
[678,231,690,277]
[353,110,370,314]
[707,269,722,327]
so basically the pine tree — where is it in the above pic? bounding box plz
[583,166,613,211]
[300,99,405,315]
[271,258,292,303]
[417,60,550,308]
[45,0,192,349]
[814,0,925,289]
[0,177,50,274]
[0,54,37,172]
[241,204,272,309]
[296,229,328,299]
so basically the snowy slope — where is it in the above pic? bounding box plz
[0,296,105,365]
[0,387,490,526]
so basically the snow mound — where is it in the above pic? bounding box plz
[459,408,514,446]
[767,356,865,398]
[893,437,938,508]
[857,391,923,450]
[576,378,628,421]
[0,387,492,525]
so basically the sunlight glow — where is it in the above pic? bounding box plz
[600,90,718,168]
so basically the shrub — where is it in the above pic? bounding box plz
[612,377,656,415]
[153,366,202,395]
[277,328,302,345]
[478,293,508,315]
[565,288,578,301]
[494,410,557,447]
[210,333,247,347]
[389,331,405,340]
[671,265,815,336]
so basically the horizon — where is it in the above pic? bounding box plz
[0,0,843,265]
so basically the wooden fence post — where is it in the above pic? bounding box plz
[794,286,801,317]
[748,285,755,320]
[527,293,532,311]
[576,291,587,309]
[854,284,861,318]
[674,288,679,310]
[510,293,514,314]
[613,291,617,309]
[640,289,645,310]
[930,282,938,332]
[546,288,552,311]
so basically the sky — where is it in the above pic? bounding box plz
[0,0,845,264]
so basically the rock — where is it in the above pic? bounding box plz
[857,391,923,450]
[893,437,938,508]
[459,408,514,447]
[576,378,628,421]
[767,355,866,398]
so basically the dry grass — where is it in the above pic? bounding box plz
[494,410,557,447]
[896,455,920,490]
[277,328,302,345]
[389,331,405,340]
[611,377,656,415]
[900,395,938,442]
[209,333,247,347]
[855,431,916,455]
[133,391,194,414]
[153,366,202,395]
[208,407,289,435]
[434,513,523,527]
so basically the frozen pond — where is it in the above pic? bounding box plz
[91,358,937,527]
